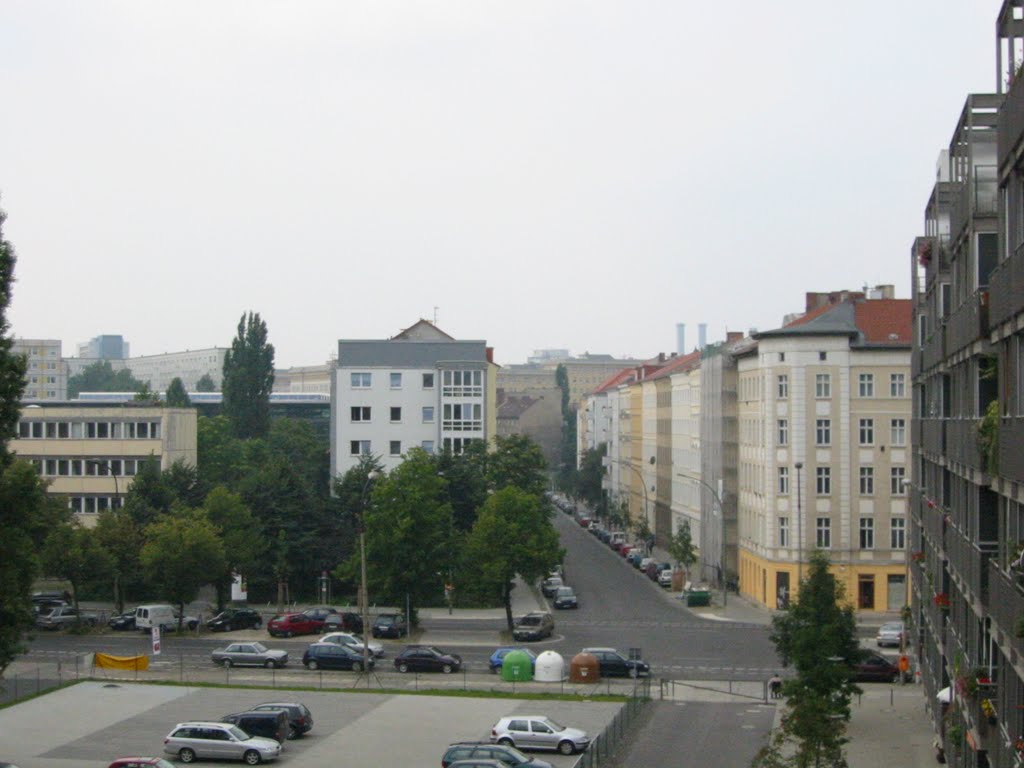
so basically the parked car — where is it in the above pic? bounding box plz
[448,760,509,768]
[853,651,902,683]
[207,608,263,632]
[371,612,408,638]
[108,611,137,631]
[300,606,337,625]
[581,647,650,678]
[393,645,462,673]
[442,741,554,768]
[35,605,98,630]
[647,561,671,581]
[250,702,313,739]
[108,759,176,768]
[540,576,563,598]
[134,604,175,632]
[626,551,644,568]
[266,613,320,638]
[162,721,281,764]
[876,621,907,648]
[658,569,674,588]
[488,647,537,674]
[32,590,71,604]
[552,586,578,610]
[211,641,288,669]
[317,631,384,657]
[220,710,289,745]
[512,612,554,642]
[32,598,68,617]
[490,715,590,755]
[322,611,363,633]
[173,610,200,631]
[303,642,374,671]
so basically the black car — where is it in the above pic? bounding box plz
[251,702,314,739]
[442,742,554,768]
[582,647,650,678]
[220,709,290,745]
[108,611,137,631]
[394,645,462,673]
[512,612,554,642]
[552,586,578,610]
[372,613,408,638]
[206,607,263,632]
[301,606,338,625]
[303,642,373,671]
[323,611,363,633]
[854,651,902,683]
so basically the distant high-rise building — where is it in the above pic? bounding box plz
[13,338,67,401]
[77,335,129,360]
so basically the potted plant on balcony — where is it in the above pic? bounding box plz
[976,399,999,475]
[934,592,951,611]
[980,698,997,726]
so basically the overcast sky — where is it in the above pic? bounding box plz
[0,2,998,368]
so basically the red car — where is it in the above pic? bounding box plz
[266,613,320,638]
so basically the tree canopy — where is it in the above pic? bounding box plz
[67,360,146,398]
[195,373,217,392]
[165,377,192,407]
[221,311,275,439]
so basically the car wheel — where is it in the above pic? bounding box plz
[442,664,453,674]
[243,749,262,765]
[558,740,575,756]
[398,662,409,673]
[497,738,514,748]
[179,748,196,764]
[265,659,275,669]
[222,659,233,668]
[353,661,363,672]
[308,660,319,670]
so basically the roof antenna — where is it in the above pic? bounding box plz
[433,306,439,324]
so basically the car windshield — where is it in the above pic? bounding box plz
[881,623,902,631]
[556,587,573,596]
[520,616,540,626]
[227,725,248,740]
[542,718,565,732]
[251,642,268,653]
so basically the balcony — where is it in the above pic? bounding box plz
[921,418,947,456]
[947,533,998,605]
[921,326,947,371]
[950,166,998,239]
[988,560,1024,658]
[946,418,983,471]
[988,240,1024,328]
[998,68,1024,170]
[1000,417,1024,483]
[945,291,990,356]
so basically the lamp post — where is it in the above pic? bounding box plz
[795,462,804,588]
[85,458,120,510]
[357,469,379,673]
[677,473,727,607]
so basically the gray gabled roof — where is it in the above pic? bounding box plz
[753,303,858,340]
[337,339,489,368]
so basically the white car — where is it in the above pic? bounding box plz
[163,721,281,764]
[490,715,590,755]
[318,631,384,658]
[876,621,906,648]
[658,569,674,588]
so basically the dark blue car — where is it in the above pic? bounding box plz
[488,647,537,674]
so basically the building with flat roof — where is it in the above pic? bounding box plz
[13,338,67,401]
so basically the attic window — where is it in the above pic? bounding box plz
[819,352,827,361]
[779,352,785,362]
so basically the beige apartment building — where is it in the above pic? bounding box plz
[735,289,912,612]
[11,404,197,527]
[13,338,67,401]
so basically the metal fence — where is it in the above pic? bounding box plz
[573,680,651,768]
[0,655,90,706]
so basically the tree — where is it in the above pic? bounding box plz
[462,486,562,630]
[140,512,226,631]
[165,377,192,407]
[67,360,145,398]
[203,486,265,609]
[488,434,548,497]
[669,520,697,580]
[577,444,608,515]
[40,523,113,616]
[94,508,144,613]
[122,456,175,527]
[555,364,577,491]
[436,441,489,533]
[222,311,275,439]
[195,373,217,392]
[162,458,207,509]
[756,550,860,768]
[0,202,57,673]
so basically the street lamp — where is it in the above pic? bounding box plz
[357,469,380,673]
[85,458,120,510]
[795,462,804,587]
[677,473,727,607]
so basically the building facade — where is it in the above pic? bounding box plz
[13,338,67,401]
[10,404,197,527]
[330,320,497,476]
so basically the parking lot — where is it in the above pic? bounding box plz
[0,681,625,768]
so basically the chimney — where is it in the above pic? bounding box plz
[698,323,707,350]
[726,331,744,343]
[676,323,686,355]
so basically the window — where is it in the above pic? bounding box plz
[349,440,371,456]
[891,467,906,495]
[389,440,402,456]
[816,517,831,548]
[778,467,790,494]
[351,406,371,422]
[815,419,831,446]
[390,407,402,422]
[858,373,874,397]
[890,418,906,446]
[890,518,906,549]
[859,418,874,445]
[779,352,785,362]
[859,467,874,495]
[815,373,831,398]
[777,375,789,399]
[890,373,906,398]
[779,517,789,547]
[816,466,831,495]
[350,372,371,388]
[422,373,434,388]
[421,440,435,453]
[818,351,827,361]
[390,372,402,389]
[422,406,435,423]
[859,518,875,549]
[778,419,789,446]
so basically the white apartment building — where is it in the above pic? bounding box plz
[330,321,497,475]
[13,338,66,401]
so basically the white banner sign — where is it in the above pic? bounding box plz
[152,624,162,656]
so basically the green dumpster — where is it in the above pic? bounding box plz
[685,590,711,607]
[501,650,534,682]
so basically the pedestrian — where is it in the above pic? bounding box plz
[769,672,783,699]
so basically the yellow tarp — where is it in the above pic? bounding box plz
[94,652,149,671]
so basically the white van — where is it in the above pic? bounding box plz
[135,604,175,632]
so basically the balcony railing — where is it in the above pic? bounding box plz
[1000,417,1024,483]
[998,70,1024,169]
[945,291,990,356]
[988,560,1024,659]
[947,418,983,471]
[921,325,947,371]
[950,167,998,238]
[988,240,1024,329]
[922,418,947,456]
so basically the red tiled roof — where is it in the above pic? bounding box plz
[648,350,702,381]
[853,299,912,345]
[592,367,637,394]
